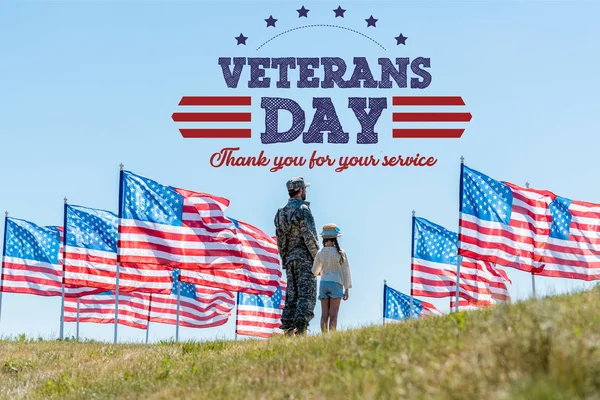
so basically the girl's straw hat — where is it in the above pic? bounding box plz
[320,223,343,239]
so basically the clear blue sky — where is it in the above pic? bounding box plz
[1,0,599,342]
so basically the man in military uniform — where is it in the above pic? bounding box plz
[275,177,319,336]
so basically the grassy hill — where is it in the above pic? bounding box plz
[2,287,600,400]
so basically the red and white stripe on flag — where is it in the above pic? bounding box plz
[450,298,481,311]
[63,292,151,329]
[420,300,443,317]
[64,246,173,294]
[148,286,235,329]
[0,255,100,297]
[411,256,458,298]
[180,220,282,296]
[458,258,511,306]
[412,256,511,306]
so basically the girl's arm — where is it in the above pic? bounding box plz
[311,251,323,276]
[341,251,352,291]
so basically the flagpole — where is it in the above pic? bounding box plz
[146,293,152,345]
[76,298,80,341]
[409,211,415,319]
[113,266,120,344]
[455,156,465,312]
[60,198,67,340]
[175,275,181,342]
[145,318,150,344]
[234,292,240,340]
[114,163,124,345]
[382,280,387,325]
[0,211,8,323]
[525,182,537,299]
[454,256,462,313]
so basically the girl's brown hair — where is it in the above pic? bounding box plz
[323,238,344,265]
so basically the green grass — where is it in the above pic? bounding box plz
[2,287,600,399]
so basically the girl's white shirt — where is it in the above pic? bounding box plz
[311,246,352,291]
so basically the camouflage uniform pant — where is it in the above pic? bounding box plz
[281,259,317,330]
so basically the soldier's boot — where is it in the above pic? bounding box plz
[284,328,296,337]
[295,319,309,336]
[279,323,296,336]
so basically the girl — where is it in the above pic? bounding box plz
[312,223,352,333]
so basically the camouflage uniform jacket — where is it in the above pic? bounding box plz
[274,198,319,268]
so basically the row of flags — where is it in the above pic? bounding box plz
[405,161,600,316]
[62,268,285,337]
[384,281,483,322]
[0,169,286,341]
[6,161,596,336]
[63,269,237,330]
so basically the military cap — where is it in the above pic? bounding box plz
[286,177,311,192]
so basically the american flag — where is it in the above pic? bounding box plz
[235,279,286,338]
[459,164,553,273]
[180,218,282,297]
[63,204,172,293]
[539,196,600,281]
[1,218,100,297]
[118,170,244,271]
[63,291,151,329]
[384,284,442,322]
[411,216,461,298]
[149,269,235,329]
[411,216,511,304]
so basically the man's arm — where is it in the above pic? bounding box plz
[274,211,288,267]
[297,206,319,259]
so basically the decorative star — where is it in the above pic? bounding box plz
[235,33,248,45]
[395,33,407,45]
[333,6,346,18]
[265,15,278,27]
[365,15,378,27]
[297,6,309,18]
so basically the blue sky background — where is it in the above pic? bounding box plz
[1,0,599,342]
